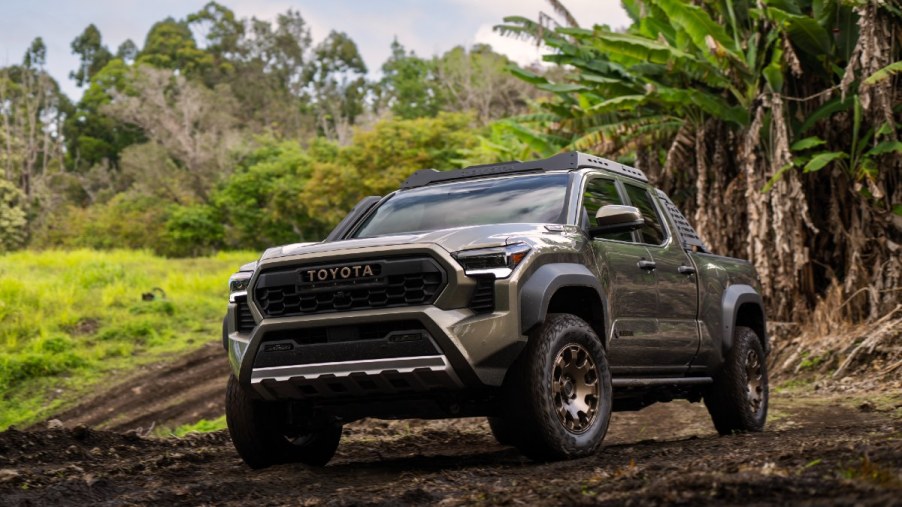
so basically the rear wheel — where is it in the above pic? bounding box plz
[704,326,768,435]
[504,313,612,460]
[225,374,341,469]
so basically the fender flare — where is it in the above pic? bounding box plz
[721,284,768,355]
[519,263,609,343]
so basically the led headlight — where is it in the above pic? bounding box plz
[228,271,253,302]
[453,243,531,279]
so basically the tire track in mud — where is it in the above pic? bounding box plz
[6,343,900,505]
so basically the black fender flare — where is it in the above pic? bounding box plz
[721,284,768,355]
[519,263,609,343]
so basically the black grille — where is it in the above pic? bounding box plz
[469,276,495,314]
[254,257,445,318]
[262,320,426,345]
[235,297,256,332]
[254,321,440,367]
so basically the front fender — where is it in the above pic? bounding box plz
[519,263,609,342]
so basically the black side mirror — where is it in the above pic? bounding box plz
[589,205,644,237]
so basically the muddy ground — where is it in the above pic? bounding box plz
[1,344,900,506]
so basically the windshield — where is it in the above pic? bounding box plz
[352,173,570,238]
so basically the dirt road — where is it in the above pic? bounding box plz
[2,344,900,505]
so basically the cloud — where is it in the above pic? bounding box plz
[473,24,546,68]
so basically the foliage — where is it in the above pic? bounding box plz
[377,41,543,125]
[0,249,251,429]
[160,415,227,437]
[498,0,902,322]
[0,180,27,251]
[69,24,112,88]
[214,137,326,248]
[302,112,480,224]
[378,40,442,119]
[164,204,225,257]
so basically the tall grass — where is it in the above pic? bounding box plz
[0,249,254,429]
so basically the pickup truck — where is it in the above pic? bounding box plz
[222,151,769,468]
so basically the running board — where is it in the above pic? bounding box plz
[612,377,713,387]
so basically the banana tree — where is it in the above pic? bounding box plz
[497,0,901,322]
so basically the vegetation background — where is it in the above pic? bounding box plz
[0,0,899,429]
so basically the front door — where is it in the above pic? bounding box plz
[581,177,659,376]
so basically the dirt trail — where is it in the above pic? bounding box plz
[2,344,900,505]
[47,342,231,432]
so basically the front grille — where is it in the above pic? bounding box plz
[469,276,495,314]
[254,257,446,318]
[262,320,426,345]
[254,320,441,367]
[235,296,256,332]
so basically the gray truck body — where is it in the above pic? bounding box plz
[222,152,767,419]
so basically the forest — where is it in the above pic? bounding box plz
[0,1,897,326]
[0,1,900,504]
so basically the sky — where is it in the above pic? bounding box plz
[0,0,631,101]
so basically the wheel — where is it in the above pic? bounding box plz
[704,326,769,435]
[487,416,516,446]
[225,374,341,469]
[503,313,612,461]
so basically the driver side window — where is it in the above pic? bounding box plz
[582,178,632,242]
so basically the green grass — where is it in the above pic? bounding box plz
[157,415,228,437]
[0,249,254,430]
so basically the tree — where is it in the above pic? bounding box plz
[378,39,442,119]
[498,0,902,322]
[0,38,69,201]
[0,179,27,251]
[63,58,144,173]
[103,65,241,202]
[303,30,368,142]
[436,44,538,124]
[137,18,214,77]
[70,24,113,87]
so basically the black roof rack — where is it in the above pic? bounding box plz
[399,151,648,189]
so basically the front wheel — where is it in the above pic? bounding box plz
[225,374,341,469]
[704,326,769,435]
[504,313,612,461]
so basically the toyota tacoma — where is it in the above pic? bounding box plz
[222,151,769,468]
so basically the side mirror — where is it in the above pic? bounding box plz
[589,205,644,237]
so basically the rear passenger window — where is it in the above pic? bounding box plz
[582,178,632,242]
[623,184,667,245]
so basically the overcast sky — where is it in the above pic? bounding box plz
[0,0,630,101]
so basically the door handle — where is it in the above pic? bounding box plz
[637,260,657,271]
[677,265,696,275]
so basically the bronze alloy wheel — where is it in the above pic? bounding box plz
[745,348,764,416]
[551,343,600,433]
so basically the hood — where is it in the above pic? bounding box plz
[261,223,553,261]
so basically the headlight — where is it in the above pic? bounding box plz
[228,271,253,302]
[453,243,531,279]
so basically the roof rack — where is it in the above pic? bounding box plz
[399,151,648,189]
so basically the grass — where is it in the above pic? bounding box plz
[156,415,228,437]
[0,249,254,430]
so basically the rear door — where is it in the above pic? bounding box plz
[621,183,700,372]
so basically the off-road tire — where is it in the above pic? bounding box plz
[704,326,768,435]
[504,313,612,461]
[486,417,516,446]
[225,374,341,469]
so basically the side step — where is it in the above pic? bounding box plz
[612,377,713,388]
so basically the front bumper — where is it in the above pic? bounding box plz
[225,244,527,400]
